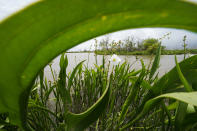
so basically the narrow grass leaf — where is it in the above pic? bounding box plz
[149,44,161,80]
[175,55,193,92]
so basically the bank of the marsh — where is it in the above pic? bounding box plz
[94,49,197,55]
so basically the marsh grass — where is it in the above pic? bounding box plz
[1,46,197,131]
[23,49,197,130]
[27,55,136,130]
[26,48,163,130]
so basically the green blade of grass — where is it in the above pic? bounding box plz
[68,60,85,92]
[174,55,193,130]
[175,55,193,92]
[149,44,161,80]
[58,54,70,109]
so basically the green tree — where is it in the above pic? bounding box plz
[142,38,165,54]
[143,38,160,49]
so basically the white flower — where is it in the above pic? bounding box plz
[188,54,194,57]
[109,54,121,65]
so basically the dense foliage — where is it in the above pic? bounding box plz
[1,0,197,130]
[1,48,197,130]
[96,37,166,54]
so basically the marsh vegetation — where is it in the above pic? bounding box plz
[1,45,197,131]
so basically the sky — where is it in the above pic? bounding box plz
[70,28,197,51]
[0,0,38,20]
[1,0,197,51]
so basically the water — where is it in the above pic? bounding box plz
[44,53,188,81]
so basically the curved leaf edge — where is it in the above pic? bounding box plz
[121,92,197,130]
[64,85,110,131]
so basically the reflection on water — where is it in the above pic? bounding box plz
[44,53,187,81]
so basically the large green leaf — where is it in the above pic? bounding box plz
[121,92,197,130]
[0,0,197,128]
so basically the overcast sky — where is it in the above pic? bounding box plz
[1,0,197,51]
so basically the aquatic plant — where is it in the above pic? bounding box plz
[109,54,121,65]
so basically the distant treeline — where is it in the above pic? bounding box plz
[93,36,197,55]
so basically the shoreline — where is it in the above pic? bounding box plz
[66,49,197,55]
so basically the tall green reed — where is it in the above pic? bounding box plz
[2,46,197,131]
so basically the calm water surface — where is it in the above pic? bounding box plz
[44,53,188,81]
